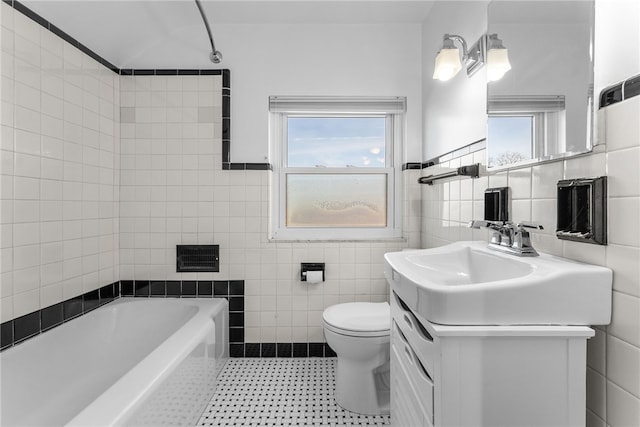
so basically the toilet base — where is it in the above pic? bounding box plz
[334,355,391,415]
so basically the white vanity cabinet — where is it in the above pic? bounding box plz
[390,291,594,427]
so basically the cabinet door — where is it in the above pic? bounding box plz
[391,344,431,427]
[391,291,437,374]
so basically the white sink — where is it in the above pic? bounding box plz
[384,241,612,326]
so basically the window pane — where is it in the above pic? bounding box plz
[287,117,386,167]
[487,116,533,168]
[286,174,387,227]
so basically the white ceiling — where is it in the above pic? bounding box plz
[22,0,435,68]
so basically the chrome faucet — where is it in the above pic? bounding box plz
[468,220,544,257]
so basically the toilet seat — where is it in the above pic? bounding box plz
[323,302,390,338]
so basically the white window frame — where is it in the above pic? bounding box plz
[487,95,566,167]
[269,97,405,241]
[488,110,565,162]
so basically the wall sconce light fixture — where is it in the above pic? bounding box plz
[433,33,511,82]
[432,34,484,81]
[432,34,464,81]
[486,33,512,82]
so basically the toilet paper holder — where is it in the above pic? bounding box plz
[300,263,325,282]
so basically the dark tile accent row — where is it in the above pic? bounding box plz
[599,73,640,109]
[402,162,423,170]
[0,282,120,350]
[422,160,436,168]
[119,69,224,76]
[222,69,231,89]
[240,342,337,358]
[119,280,243,297]
[222,118,231,142]
[222,163,273,171]
[13,311,39,343]
[223,279,245,346]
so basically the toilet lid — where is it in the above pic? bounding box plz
[323,302,390,334]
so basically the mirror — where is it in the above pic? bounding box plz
[486,1,594,169]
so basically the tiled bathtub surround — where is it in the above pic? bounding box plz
[0,279,242,351]
[1,2,120,323]
[420,97,640,425]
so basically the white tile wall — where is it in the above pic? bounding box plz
[420,97,640,426]
[119,75,419,343]
[0,2,119,322]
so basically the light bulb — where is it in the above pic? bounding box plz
[433,48,462,81]
[487,48,511,81]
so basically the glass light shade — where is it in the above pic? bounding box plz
[432,48,462,81]
[487,48,512,82]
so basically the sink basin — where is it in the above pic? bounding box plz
[384,241,612,326]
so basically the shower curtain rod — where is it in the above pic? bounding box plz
[195,0,223,63]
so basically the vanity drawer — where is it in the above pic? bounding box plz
[391,291,437,375]
[391,345,431,427]
[392,321,434,425]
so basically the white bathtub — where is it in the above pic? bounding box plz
[1,297,228,426]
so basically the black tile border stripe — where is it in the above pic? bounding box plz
[2,279,336,358]
[234,342,337,358]
[599,73,640,109]
[222,163,273,171]
[0,280,243,351]
[402,162,423,170]
[1,282,120,350]
[119,69,225,77]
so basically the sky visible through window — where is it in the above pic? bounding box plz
[287,117,386,167]
[487,116,533,167]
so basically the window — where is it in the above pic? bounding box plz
[269,97,405,240]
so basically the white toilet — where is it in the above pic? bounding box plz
[322,302,391,415]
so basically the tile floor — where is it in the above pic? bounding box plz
[198,358,391,426]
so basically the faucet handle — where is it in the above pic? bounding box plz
[515,222,544,231]
[510,223,542,255]
[467,220,505,230]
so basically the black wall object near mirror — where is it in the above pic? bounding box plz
[484,187,509,222]
[557,177,607,245]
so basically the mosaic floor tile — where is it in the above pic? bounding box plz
[198,358,391,427]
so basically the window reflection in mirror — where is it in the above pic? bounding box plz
[486,0,594,170]
[487,116,532,168]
